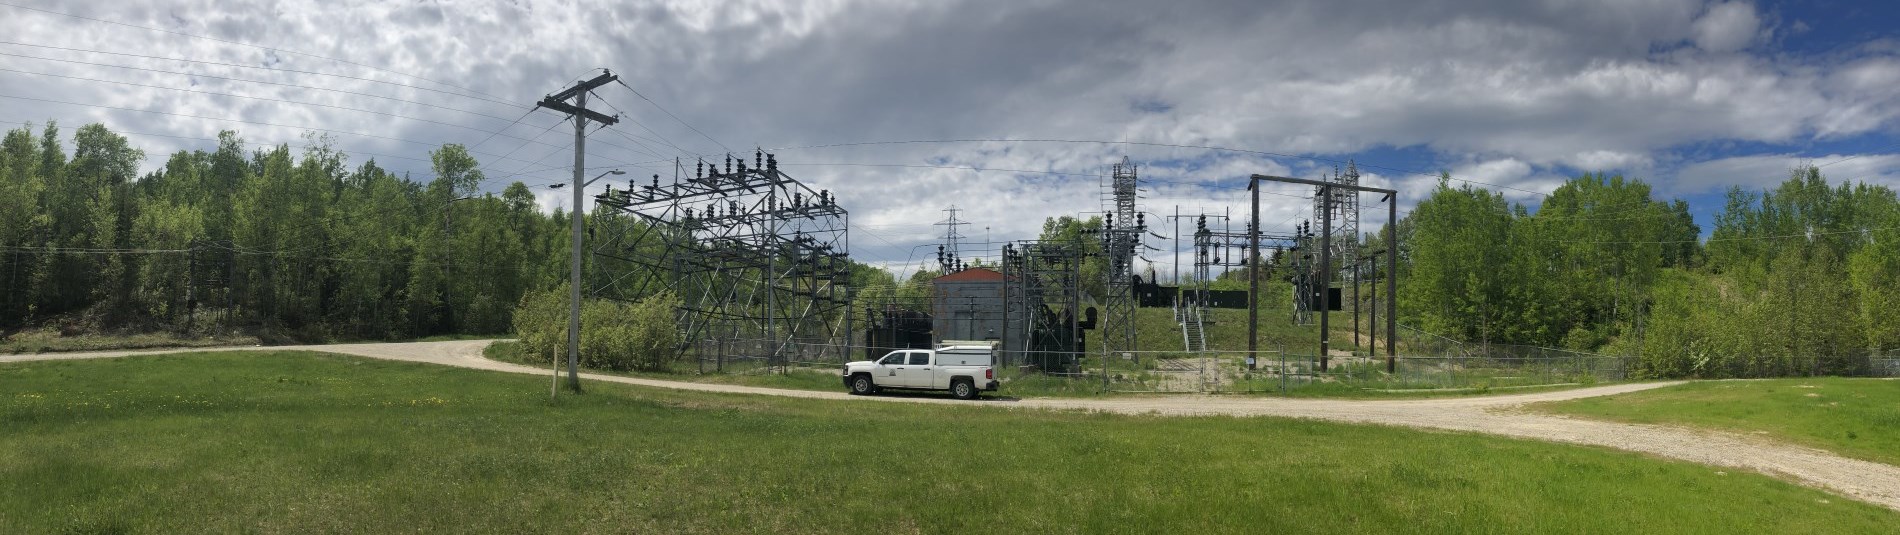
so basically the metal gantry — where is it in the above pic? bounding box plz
[592,151,853,367]
[1249,173,1398,373]
[1314,162,1361,282]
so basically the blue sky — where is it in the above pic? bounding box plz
[2,0,1897,279]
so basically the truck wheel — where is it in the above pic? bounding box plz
[851,374,877,395]
[952,379,978,400]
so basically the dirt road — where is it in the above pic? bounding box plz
[7,340,1898,511]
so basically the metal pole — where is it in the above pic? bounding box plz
[565,91,587,392]
[1319,184,1331,372]
[1248,181,1260,371]
[1001,257,1010,369]
[1375,250,1390,371]
[1387,198,1398,373]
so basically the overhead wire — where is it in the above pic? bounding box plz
[0,93,648,174]
[0,40,520,110]
[0,50,520,123]
[0,3,518,107]
[0,66,569,149]
[615,79,730,153]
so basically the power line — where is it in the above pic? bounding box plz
[0,118,428,166]
[0,2,515,107]
[765,138,1550,197]
[0,66,568,150]
[1528,224,1900,246]
[0,93,645,172]
[615,80,730,153]
[0,50,522,124]
[0,40,519,110]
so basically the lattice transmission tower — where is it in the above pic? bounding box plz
[1100,157,1143,360]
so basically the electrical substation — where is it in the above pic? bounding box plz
[568,139,1398,391]
[591,151,854,370]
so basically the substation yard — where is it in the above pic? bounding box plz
[4,340,1898,534]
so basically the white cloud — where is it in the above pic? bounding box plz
[1671,154,1900,195]
[1692,1,1762,53]
[1,0,1896,272]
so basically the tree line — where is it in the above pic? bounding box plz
[6,121,1894,377]
[1,121,600,340]
[1396,168,1900,377]
[0,121,896,344]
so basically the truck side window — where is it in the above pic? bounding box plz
[908,352,931,366]
[878,353,905,365]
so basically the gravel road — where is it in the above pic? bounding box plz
[7,340,1897,511]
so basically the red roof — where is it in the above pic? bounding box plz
[932,267,1004,283]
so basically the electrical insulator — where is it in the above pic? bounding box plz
[755,149,763,170]
[696,160,704,178]
[725,155,733,174]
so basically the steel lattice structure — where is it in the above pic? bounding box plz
[1100,157,1143,360]
[592,151,852,366]
[1191,214,1299,321]
[1001,238,1091,373]
[1313,163,1361,299]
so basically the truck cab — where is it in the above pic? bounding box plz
[841,345,999,400]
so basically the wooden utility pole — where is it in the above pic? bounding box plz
[536,70,620,393]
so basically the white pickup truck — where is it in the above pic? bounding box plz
[842,345,999,400]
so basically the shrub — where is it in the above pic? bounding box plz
[512,285,682,371]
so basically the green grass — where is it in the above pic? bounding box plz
[1128,306,1320,354]
[1535,377,1900,466]
[2,351,1894,533]
[0,327,260,354]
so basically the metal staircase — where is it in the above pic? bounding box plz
[1181,305,1207,353]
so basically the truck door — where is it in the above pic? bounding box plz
[895,351,935,388]
[874,351,906,385]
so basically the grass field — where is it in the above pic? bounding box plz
[1536,377,1900,467]
[2,351,1894,533]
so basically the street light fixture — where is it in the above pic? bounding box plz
[587,169,626,187]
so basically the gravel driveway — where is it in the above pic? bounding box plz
[7,340,1897,511]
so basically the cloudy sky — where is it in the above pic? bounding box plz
[3,0,1898,279]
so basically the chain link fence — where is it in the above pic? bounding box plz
[670,333,1894,395]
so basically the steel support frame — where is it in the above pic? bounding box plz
[1249,174,1399,373]
[591,152,852,368]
